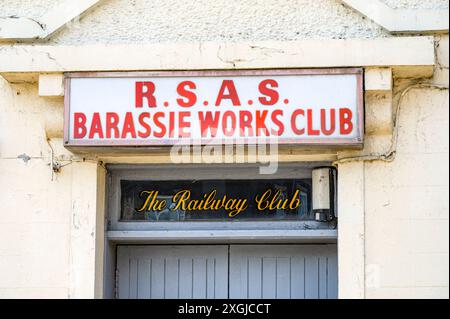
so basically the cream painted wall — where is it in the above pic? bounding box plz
[365,86,449,297]
[0,80,104,298]
[0,0,448,299]
[0,81,70,297]
[366,35,449,298]
[363,61,449,298]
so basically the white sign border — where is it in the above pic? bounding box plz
[63,68,364,148]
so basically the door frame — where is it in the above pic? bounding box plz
[103,163,338,298]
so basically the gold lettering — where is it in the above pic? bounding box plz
[172,190,191,211]
[289,189,301,209]
[227,199,248,217]
[135,190,167,212]
[255,189,272,211]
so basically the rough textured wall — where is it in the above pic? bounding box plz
[3,0,449,45]
[0,0,66,20]
[2,0,448,45]
[45,0,390,44]
[380,0,449,9]
[0,79,71,298]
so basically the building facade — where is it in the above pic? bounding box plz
[0,0,448,299]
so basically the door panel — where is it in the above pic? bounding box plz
[229,245,338,299]
[117,245,228,299]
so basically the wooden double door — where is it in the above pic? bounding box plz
[116,244,337,299]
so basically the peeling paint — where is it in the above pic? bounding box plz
[17,153,31,163]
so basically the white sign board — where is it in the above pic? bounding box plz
[64,69,364,147]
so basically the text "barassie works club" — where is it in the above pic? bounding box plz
[71,78,355,141]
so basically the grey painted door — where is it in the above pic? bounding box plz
[116,244,337,299]
[229,245,338,299]
[116,245,229,299]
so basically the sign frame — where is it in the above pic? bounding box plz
[63,68,364,148]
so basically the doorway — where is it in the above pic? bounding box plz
[106,164,338,299]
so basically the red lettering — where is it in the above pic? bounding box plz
[138,112,151,138]
[321,109,336,136]
[307,109,320,136]
[121,112,137,138]
[222,111,236,137]
[215,80,241,106]
[239,111,253,137]
[271,110,284,136]
[340,108,353,135]
[258,79,279,105]
[153,112,166,138]
[106,112,119,138]
[291,109,305,135]
[198,111,220,137]
[73,113,87,138]
[176,81,197,107]
[89,112,104,139]
[135,81,156,108]
[169,112,175,138]
[178,112,191,137]
[255,110,269,136]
